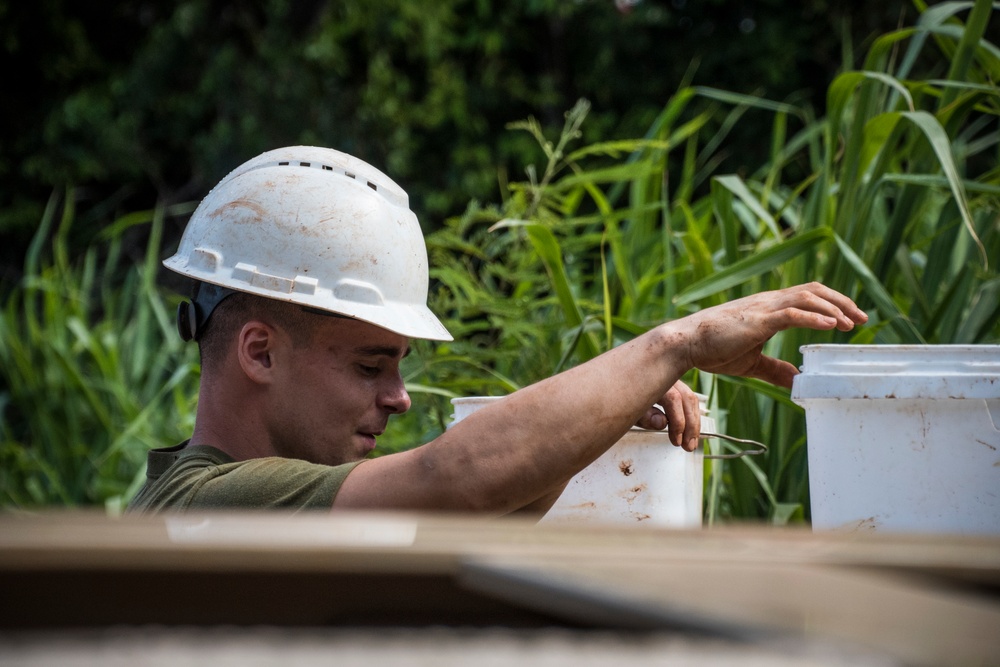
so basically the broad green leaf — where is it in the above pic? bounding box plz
[940,0,994,107]
[954,277,1000,343]
[675,228,831,305]
[523,224,601,360]
[833,233,926,343]
[710,179,740,265]
[549,162,661,191]
[566,139,673,162]
[692,87,802,116]
[717,375,797,409]
[713,174,782,239]
[772,502,805,525]
[899,110,987,267]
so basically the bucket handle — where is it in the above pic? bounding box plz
[701,431,768,459]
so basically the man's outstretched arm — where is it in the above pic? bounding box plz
[333,282,867,514]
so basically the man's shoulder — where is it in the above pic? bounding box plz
[145,442,236,478]
[127,444,362,514]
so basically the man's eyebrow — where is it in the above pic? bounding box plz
[355,345,411,359]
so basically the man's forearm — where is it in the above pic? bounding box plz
[335,324,689,513]
[509,481,571,517]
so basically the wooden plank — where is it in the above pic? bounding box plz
[459,555,1000,666]
[2,509,999,662]
[0,625,893,666]
[3,512,999,582]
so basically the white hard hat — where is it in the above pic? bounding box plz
[164,146,452,341]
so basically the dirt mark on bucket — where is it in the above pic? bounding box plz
[838,516,879,532]
[619,460,634,476]
[620,483,647,506]
[564,502,597,511]
[976,439,997,451]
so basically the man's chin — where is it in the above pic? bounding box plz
[356,432,378,455]
[291,438,371,467]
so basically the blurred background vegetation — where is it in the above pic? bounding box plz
[2,0,998,518]
[2,0,916,271]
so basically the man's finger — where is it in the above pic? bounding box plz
[661,385,686,447]
[681,386,701,452]
[748,355,800,388]
[773,306,840,332]
[786,283,868,330]
[636,407,667,430]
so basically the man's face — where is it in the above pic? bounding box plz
[267,315,412,466]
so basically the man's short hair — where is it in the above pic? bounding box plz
[198,292,317,370]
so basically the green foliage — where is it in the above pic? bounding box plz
[2,2,997,525]
[0,195,200,512]
[384,0,1000,524]
[1,0,915,273]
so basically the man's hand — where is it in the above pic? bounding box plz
[674,282,867,388]
[634,380,701,452]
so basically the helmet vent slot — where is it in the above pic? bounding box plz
[265,160,385,198]
[342,170,377,192]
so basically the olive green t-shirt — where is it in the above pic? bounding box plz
[126,442,363,514]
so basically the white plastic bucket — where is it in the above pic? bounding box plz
[449,396,712,527]
[791,345,1000,535]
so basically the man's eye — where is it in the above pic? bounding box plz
[358,365,379,377]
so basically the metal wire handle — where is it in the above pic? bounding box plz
[700,431,768,459]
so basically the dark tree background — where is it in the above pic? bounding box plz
[0,0,913,278]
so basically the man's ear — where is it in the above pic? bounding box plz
[237,320,279,384]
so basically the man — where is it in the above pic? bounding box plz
[127,146,867,515]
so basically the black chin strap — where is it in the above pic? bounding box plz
[176,282,237,342]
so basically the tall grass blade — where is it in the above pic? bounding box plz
[675,228,831,305]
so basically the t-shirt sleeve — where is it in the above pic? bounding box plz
[175,457,363,511]
[189,458,359,510]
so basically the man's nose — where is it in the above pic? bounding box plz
[381,373,411,414]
